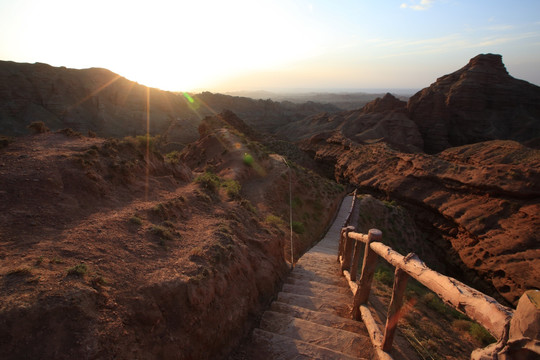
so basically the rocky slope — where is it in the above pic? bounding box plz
[0,61,199,144]
[408,53,540,153]
[276,93,423,153]
[0,61,340,148]
[300,132,540,305]
[0,110,345,358]
[276,54,540,155]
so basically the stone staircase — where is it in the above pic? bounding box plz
[248,196,373,359]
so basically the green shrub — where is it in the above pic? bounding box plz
[67,263,88,277]
[150,225,174,241]
[165,151,181,164]
[292,221,305,234]
[129,215,143,225]
[195,171,221,192]
[223,179,241,199]
[266,214,286,227]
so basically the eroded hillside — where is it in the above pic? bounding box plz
[0,123,344,359]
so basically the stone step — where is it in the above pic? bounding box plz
[259,311,372,357]
[276,291,351,318]
[270,301,368,336]
[251,328,363,360]
[281,282,353,301]
[289,268,350,286]
[284,277,352,296]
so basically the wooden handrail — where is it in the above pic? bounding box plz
[338,227,516,360]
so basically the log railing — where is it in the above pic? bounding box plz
[337,227,516,360]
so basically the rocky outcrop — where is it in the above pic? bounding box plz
[408,54,540,153]
[361,92,406,114]
[276,93,424,152]
[299,133,540,306]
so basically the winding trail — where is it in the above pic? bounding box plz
[248,195,374,359]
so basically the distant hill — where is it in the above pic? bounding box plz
[0,61,341,146]
[0,61,199,143]
[277,54,540,154]
[224,90,411,111]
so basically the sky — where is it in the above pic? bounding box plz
[0,0,539,93]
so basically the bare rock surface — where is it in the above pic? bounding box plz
[300,133,540,305]
[277,93,423,152]
[408,54,540,153]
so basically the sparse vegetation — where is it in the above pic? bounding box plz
[222,179,241,199]
[470,323,496,345]
[50,257,64,264]
[194,171,242,199]
[67,263,88,277]
[265,214,286,228]
[292,220,305,234]
[195,171,221,192]
[165,150,181,164]
[27,121,49,134]
[129,215,143,225]
[150,225,175,241]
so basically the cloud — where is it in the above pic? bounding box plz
[400,0,435,11]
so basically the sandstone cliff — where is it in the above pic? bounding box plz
[408,53,540,153]
[300,132,540,306]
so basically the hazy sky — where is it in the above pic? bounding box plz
[1,0,539,92]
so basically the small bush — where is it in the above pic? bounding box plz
[150,225,174,241]
[129,215,143,225]
[88,130,97,138]
[165,151,181,164]
[27,121,49,134]
[50,257,64,264]
[292,221,305,234]
[67,263,88,277]
[266,214,286,227]
[223,179,241,199]
[195,171,221,193]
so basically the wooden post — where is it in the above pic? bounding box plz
[350,238,362,282]
[341,226,355,272]
[352,229,382,320]
[382,266,410,352]
[338,226,354,262]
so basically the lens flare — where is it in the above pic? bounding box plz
[183,92,195,104]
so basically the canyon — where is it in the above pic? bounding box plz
[0,53,538,358]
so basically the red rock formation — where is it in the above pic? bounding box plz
[300,133,540,306]
[276,93,423,152]
[408,54,540,153]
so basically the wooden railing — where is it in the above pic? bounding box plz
[337,226,516,360]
